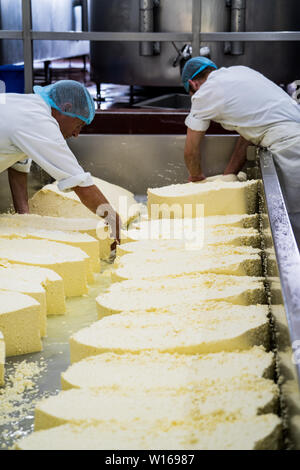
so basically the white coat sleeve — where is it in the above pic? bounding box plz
[10,158,32,174]
[185,82,224,132]
[10,120,94,191]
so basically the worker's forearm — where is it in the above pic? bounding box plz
[74,184,111,214]
[184,151,205,180]
[224,136,249,175]
[184,129,206,181]
[8,168,29,214]
[74,185,121,242]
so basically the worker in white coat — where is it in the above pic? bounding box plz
[0,80,121,242]
[182,57,300,246]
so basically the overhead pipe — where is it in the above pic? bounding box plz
[225,0,246,55]
[139,0,160,56]
[72,0,88,32]
[192,0,202,57]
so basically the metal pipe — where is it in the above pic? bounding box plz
[192,0,202,57]
[29,31,191,42]
[27,31,300,42]
[72,0,88,32]
[139,0,154,56]
[22,0,33,94]
[230,0,246,55]
[81,0,88,32]
[0,31,23,39]
[139,0,160,56]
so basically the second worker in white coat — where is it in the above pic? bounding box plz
[182,57,300,246]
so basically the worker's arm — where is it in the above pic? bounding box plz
[8,168,29,214]
[74,185,121,243]
[184,129,206,182]
[224,136,250,175]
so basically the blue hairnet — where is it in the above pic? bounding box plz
[34,80,95,125]
[182,57,218,93]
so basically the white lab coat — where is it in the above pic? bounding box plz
[0,93,93,191]
[185,66,300,244]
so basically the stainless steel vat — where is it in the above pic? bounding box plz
[0,135,300,448]
[68,133,242,194]
[0,133,246,211]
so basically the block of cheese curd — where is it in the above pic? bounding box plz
[70,303,270,362]
[0,213,113,261]
[28,176,141,227]
[96,275,266,318]
[147,180,259,218]
[0,239,90,297]
[0,291,42,357]
[0,331,5,387]
[128,214,260,234]
[0,263,65,315]
[14,414,282,450]
[204,213,259,229]
[201,174,240,183]
[61,346,275,392]
[121,224,261,249]
[112,246,262,282]
[0,213,99,235]
[33,376,278,432]
[117,227,261,257]
[0,281,46,337]
[0,227,100,273]
[200,173,247,183]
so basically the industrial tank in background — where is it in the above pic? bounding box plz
[88,0,300,89]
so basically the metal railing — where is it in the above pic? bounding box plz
[0,0,300,93]
[260,149,300,386]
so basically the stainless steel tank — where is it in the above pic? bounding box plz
[88,0,300,87]
[0,0,89,65]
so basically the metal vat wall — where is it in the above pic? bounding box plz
[0,0,89,65]
[68,134,241,194]
[89,0,300,87]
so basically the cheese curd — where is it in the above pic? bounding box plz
[70,304,270,363]
[0,291,42,357]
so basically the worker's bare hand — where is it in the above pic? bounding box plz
[75,185,120,243]
[188,174,206,183]
[96,204,121,245]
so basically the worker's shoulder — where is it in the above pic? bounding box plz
[201,66,246,87]
[6,93,50,112]
[0,93,65,145]
[211,65,257,78]
[0,93,39,129]
[6,93,58,129]
[4,92,50,114]
[207,65,273,89]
